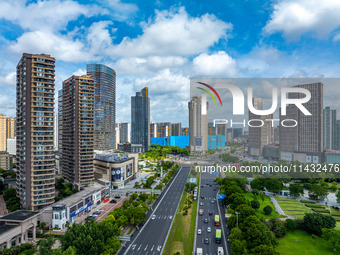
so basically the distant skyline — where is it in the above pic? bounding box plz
[2,0,340,126]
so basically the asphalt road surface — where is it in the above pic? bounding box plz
[123,165,191,255]
[195,170,230,255]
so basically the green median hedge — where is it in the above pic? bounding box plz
[301,200,315,204]
[312,208,330,213]
[304,203,326,209]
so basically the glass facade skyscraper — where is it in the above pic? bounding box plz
[131,87,150,152]
[87,64,116,151]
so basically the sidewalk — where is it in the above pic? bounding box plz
[270,196,289,217]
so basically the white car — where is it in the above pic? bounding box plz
[207,227,211,233]
[197,229,202,235]
[151,215,156,220]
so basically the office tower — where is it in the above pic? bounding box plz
[86,64,116,151]
[54,114,58,149]
[171,123,181,136]
[61,75,94,187]
[119,122,131,143]
[6,117,15,139]
[131,87,150,152]
[16,53,55,210]
[280,83,323,153]
[0,114,6,151]
[323,107,337,150]
[248,98,273,156]
[188,96,208,153]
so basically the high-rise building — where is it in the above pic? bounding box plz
[336,120,340,150]
[61,75,94,187]
[0,114,6,151]
[188,96,208,153]
[280,83,323,153]
[323,107,337,150]
[131,87,150,152]
[181,127,189,136]
[7,137,16,155]
[115,124,120,149]
[171,123,182,136]
[6,117,15,139]
[86,64,116,151]
[119,122,131,144]
[16,53,56,210]
[150,122,171,137]
[248,98,273,156]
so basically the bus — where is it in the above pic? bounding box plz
[215,229,222,244]
[214,215,220,226]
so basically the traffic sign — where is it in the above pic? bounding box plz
[217,194,225,199]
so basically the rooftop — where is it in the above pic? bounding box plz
[44,183,104,209]
[0,210,39,222]
[94,152,133,163]
[0,222,17,235]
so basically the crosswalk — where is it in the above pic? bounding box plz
[130,244,162,255]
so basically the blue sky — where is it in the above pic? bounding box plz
[1,0,340,126]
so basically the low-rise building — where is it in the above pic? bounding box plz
[0,211,40,250]
[40,183,107,229]
[94,152,138,190]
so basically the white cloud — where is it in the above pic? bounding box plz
[111,7,232,57]
[72,68,86,76]
[9,30,94,62]
[264,0,340,40]
[101,0,138,21]
[193,51,237,77]
[114,56,188,75]
[0,0,100,32]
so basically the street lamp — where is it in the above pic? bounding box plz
[235,211,240,227]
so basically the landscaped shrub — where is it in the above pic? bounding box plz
[312,208,330,213]
[263,205,273,215]
[285,219,297,231]
[301,200,315,204]
[304,203,326,208]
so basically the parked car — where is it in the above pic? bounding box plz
[110,199,117,203]
[114,196,121,199]
[197,229,202,235]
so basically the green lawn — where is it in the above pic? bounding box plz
[244,193,283,219]
[274,197,311,219]
[277,230,340,255]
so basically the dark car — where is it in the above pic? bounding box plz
[87,215,97,221]
[110,199,117,203]
[204,218,208,223]
[200,196,204,199]
[114,196,121,199]
[204,238,209,244]
[209,211,213,215]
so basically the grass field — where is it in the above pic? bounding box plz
[277,230,340,255]
[244,193,283,219]
[163,172,199,255]
[274,197,311,219]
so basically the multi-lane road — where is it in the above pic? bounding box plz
[123,165,191,255]
[195,170,230,255]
